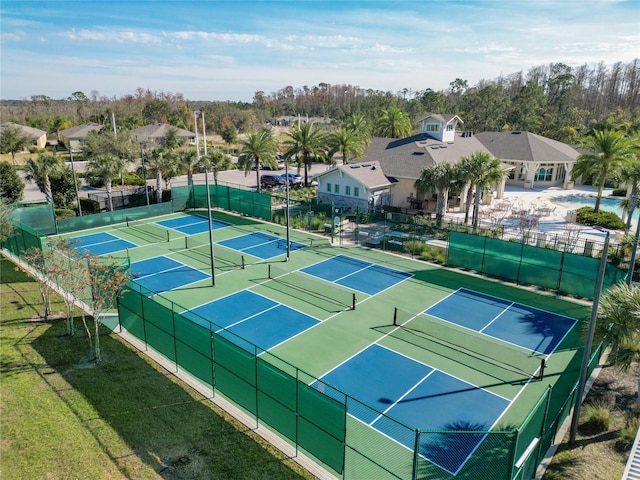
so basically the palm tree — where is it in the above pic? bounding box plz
[145,148,179,193]
[238,129,278,192]
[596,283,640,410]
[87,154,127,211]
[374,106,412,138]
[572,129,632,213]
[0,124,31,165]
[327,127,365,165]
[24,153,63,204]
[459,152,507,227]
[282,123,326,187]
[201,149,231,185]
[415,162,457,225]
[614,140,640,231]
[180,150,199,186]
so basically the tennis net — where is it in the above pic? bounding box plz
[392,307,545,380]
[125,217,170,243]
[268,263,355,312]
[184,236,245,270]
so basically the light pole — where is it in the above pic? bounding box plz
[285,158,291,260]
[140,143,150,206]
[69,149,82,216]
[628,195,639,286]
[194,110,216,286]
[570,229,610,444]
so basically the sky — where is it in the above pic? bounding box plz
[1,0,639,102]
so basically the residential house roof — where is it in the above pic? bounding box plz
[315,162,394,189]
[416,113,463,125]
[354,132,491,179]
[131,123,195,140]
[474,131,580,164]
[58,123,102,138]
[0,122,47,141]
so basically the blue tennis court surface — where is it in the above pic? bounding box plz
[69,232,136,256]
[301,254,412,295]
[426,288,577,355]
[317,344,509,475]
[157,215,232,235]
[182,290,320,352]
[217,232,306,260]
[131,256,209,292]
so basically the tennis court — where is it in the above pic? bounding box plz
[68,231,136,256]
[218,231,307,259]
[49,210,590,480]
[131,256,210,292]
[182,290,320,352]
[157,214,232,235]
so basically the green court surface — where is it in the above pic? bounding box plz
[53,210,592,479]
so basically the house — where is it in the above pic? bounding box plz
[314,162,395,211]
[0,122,47,149]
[58,123,103,152]
[131,123,196,146]
[272,115,332,127]
[351,114,580,211]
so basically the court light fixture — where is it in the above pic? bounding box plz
[569,227,610,444]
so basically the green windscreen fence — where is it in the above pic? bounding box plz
[57,203,173,233]
[184,184,272,221]
[2,222,44,257]
[11,202,57,235]
[448,231,625,300]
[115,284,346,475]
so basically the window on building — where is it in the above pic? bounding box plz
[335,184,340,194]
[327,183,332,192]
[426,124,439,132]
[345,186,351,196]
[446,123,454,131]
[534,165,554,182]
[354,187,360,197]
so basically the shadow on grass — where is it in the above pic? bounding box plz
[29,320,312,479]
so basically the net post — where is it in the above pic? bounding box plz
[393,307,398,326]
[241,255,245,269]
[126,216,130,228]
[539,358,546,381]
[166,230,170,242]
[268,264,271,279]
[352,293,356,310]
[185,236,188,249]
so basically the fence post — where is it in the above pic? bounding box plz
[535,385,553,466]
[412,429,420,480]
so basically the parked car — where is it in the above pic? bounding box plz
[260,174,287,188]
[283,173,303,187]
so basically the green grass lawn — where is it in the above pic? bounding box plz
[0,255,315,480]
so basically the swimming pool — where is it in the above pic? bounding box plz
[552,194,639,220]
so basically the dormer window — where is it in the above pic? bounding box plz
[426,124,439,132]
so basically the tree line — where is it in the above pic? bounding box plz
[1,60,639,145]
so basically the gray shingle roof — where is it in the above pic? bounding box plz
[354,132,491,179]
[131,123,195,139]
[58,123,102,138]
[474,131,580,163]
[0,122,46,140]
[315,162,393,189]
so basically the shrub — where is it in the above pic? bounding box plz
[579,400,611,435]
[612,188,628,197]
[404,240,427,256]
[616,415,640,452]
[54,208,76,219]
[123,171,144,186]
[79,197,101,214]
[576,206,625,229]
